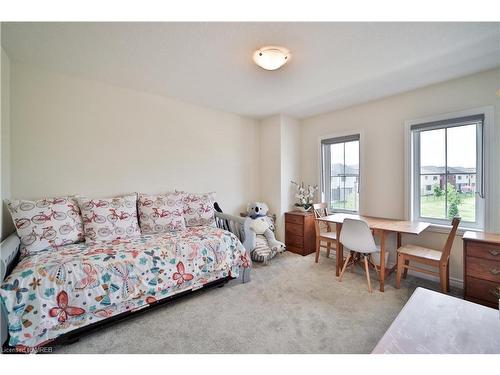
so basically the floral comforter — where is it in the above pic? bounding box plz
[0,226,250,349]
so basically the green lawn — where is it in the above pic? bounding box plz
[331,192,359,211]
[421,194,475,222]
[330,191,475,222]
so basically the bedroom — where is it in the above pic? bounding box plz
[1,0,499,372]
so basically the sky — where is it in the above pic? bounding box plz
[420,124,477,169]
[330,140,359,167]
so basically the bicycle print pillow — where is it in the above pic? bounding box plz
[138,193,186,234]
[181,191,216,227]
[77,194,141,243]
[6,196,84,256]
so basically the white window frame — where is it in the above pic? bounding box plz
[404,106,495,232]
[318,130,364,214]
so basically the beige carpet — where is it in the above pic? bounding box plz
[55,251,460,354]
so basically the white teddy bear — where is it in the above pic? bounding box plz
[246,202,285,264]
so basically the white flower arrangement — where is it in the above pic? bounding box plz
[291,180,318,211]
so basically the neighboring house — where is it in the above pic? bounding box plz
[420,166,476,195]
[331,163,359,201]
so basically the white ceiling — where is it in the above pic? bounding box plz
[2,22,499,119]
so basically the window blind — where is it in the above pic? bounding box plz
[321,134,360,145]
[410,114,484,132]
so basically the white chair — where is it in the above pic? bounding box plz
[338,218,381,293]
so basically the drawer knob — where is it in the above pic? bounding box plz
[488,249,500,256]
[490,269,500,275]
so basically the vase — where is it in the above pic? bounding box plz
[295,206,311,212]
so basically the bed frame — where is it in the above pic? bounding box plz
[1,210,252,353]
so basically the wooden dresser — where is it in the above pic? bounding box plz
[284,211,316,256]
[463,231,500,309]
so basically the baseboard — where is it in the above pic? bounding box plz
[338,252,465,291]
[406,269,464,289]
[383,261,464,289]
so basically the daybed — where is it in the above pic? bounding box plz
[0,193,251,351]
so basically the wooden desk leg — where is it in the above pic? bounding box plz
[396,232,401,249]
[336,222,342,276]
[379,230,386,292]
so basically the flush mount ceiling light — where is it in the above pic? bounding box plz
[253,46,291,71]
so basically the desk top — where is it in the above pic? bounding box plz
[372,287,500,354]
[463,230,500,244]
[317,213,430,235]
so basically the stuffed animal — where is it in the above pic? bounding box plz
[246,202,285,264]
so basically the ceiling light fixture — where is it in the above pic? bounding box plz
[253,46,291,71]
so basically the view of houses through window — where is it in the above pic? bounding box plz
[321,135,360,212]
[416,121,481,224]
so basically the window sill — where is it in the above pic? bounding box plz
[330,209,359,215]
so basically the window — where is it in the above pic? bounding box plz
[320,134,360,212]
[410,114,485,228]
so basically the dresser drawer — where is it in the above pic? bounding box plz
[285,214,304,225]
[285,222,304,237]
[285,233,304,247]
[465,276,500,305]
[466,241,500,261]
[466,257,500,283]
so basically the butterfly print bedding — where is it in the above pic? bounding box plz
[48,291,85,323]
[172,261,194,285]
[0,226,249,349]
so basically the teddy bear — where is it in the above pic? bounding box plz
[245,202,285,264]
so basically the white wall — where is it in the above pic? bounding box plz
[259,115,282,218]
[301,68,500,284]
[259,114,301,240]
[280,115,301,219]
[9,62,261,217]
[1,45,13,241]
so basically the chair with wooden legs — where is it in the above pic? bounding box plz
[396,217,461,293]
[338,218,381,293]
[313,203,336,263]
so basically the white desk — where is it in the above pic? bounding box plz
[372,287,500,354]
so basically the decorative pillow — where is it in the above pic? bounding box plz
[181,192,216,227]
[138,193,186,234]
[77,194,140,243]
[6,196,84,256]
